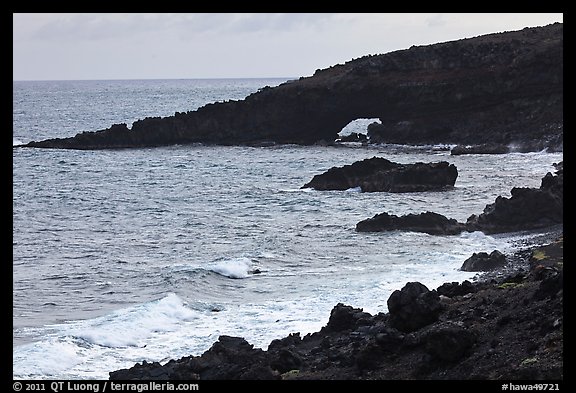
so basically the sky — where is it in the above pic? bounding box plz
[13,13,563,81]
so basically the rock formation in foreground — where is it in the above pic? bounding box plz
[109,237,563,380]
[356,162,563,235]
[18,23,562,151]
[301,157,458,192]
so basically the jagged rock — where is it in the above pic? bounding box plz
[466,175,563,234]
[268,332,302,351]
[460,250,507,272]
[356,211,465,235]
[270,349,302,374]
[109,335,279,380]
[387,282,442,333]
[357,163,563,236]
[436,281,475,297]
[302,157,458,192]
[321,303,373,333]
[20,23,562,150]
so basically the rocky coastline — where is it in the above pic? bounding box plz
[16,23,562,152]
[109,164,563,381]
[109,230,563,381]
[17,21,561,382]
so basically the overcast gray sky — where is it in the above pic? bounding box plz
[13,13,563,81]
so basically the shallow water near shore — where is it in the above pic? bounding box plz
[13,79,562,379]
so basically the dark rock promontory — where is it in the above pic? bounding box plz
[19,23,562,150]
[301,157,458,192]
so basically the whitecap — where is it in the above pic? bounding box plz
[13,293,200,379]
[55,293,197,348]
[206,257,254,279]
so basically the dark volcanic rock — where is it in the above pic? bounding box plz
[109,335,279,380]
[387,282,442,333]
[20,23,562,150]
[302,157,458,192]
[321,303,373,333]
[460,250,507,272]
[109,237,563,380]
[423,323,477,362]
[466,165,563,234]
[436,281,475,297]
[357,162,562,236]
[356,211,465,235]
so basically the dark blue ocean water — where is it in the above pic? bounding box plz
[12,79,562,379]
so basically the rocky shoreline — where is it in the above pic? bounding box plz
[19,21,559,382]
[109,228,563,380]
[109,160,563,381]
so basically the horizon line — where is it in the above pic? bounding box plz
[13,76,299,83]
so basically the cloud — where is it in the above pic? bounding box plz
[13,13,340,43]
[13,13,563,80]
[426,14,447,27]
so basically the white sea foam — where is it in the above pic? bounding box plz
[9,225,544,380]
[12,338,84,379]
[13,138,24,146]
[12,293,329,380]
[206,257,254,279]
[13,293,200,379]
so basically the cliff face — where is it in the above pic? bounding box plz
[21,23,563,150]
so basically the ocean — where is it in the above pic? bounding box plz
[12,78,563,379]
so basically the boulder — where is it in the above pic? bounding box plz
[460,250,507,272]
[337,132,368,143]
[436,280,475,297]
[321,303,373,333]
[387,282,442,332]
